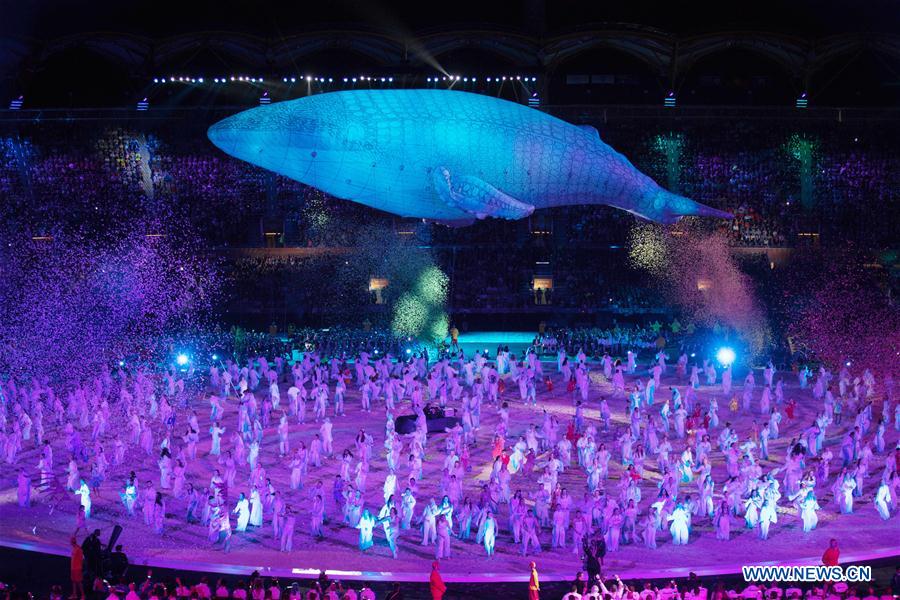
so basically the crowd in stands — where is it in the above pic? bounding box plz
[2,114,897,252]
[595,119,899,248]
[541,326,661,356]
[288,326,423,358]
[225,256,371,318]
[4,566,899,600]
[1,112,897,323]
[155,325,420,368]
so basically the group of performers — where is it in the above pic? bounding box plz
[3,342,898,565]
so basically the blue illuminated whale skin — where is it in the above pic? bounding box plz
[208,89,731,225]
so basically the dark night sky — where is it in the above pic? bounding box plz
[4,0,899,39]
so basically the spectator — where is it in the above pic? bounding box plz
[563,584,583,600]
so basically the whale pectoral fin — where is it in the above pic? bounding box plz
[431,166,534,220]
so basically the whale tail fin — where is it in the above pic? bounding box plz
[650,190,733,225]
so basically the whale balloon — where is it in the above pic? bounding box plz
[208,89,731,225]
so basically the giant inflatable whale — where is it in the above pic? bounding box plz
[208,89,731,225]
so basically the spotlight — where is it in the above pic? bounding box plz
[176,353,189,366]
[231,76,235,81]
[306,76,312,81]
[343,78,348,82]
[388,77,393,82]
[118,360,125,367]
[406,349,412,354]
[328,78,333,82]
[532,77,537,81]
[212,354,219,361]
[198,78,203,83]
[716,347,736,366]
[292,77,297,83]
[845,361,852,367]
[690,353,696,358]
[352,78,357,82]
[487,77,492,82]
[153,78,159,83]
[502,76,507,81]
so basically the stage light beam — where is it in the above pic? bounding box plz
[716,347,736,366]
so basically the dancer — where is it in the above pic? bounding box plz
[667,502,689,545]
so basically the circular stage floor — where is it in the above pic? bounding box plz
[1,353,897,583]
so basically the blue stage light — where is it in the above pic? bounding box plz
[212,354,219,361]
[176,353,189,366]
[716,347,736,366]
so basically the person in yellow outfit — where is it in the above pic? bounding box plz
[529,561,540,600]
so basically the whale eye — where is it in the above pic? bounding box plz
[310,151,317,158]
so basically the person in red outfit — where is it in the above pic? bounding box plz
[429,561,447,600]
[70,535,85,600]
[822,538,841,595]
[822,538,840,566]
[529,561,540,600]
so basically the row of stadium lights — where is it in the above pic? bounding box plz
[152,76,263,83]
[152,76,397,84]
[150,75,540,85]
[427,76,538,82]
